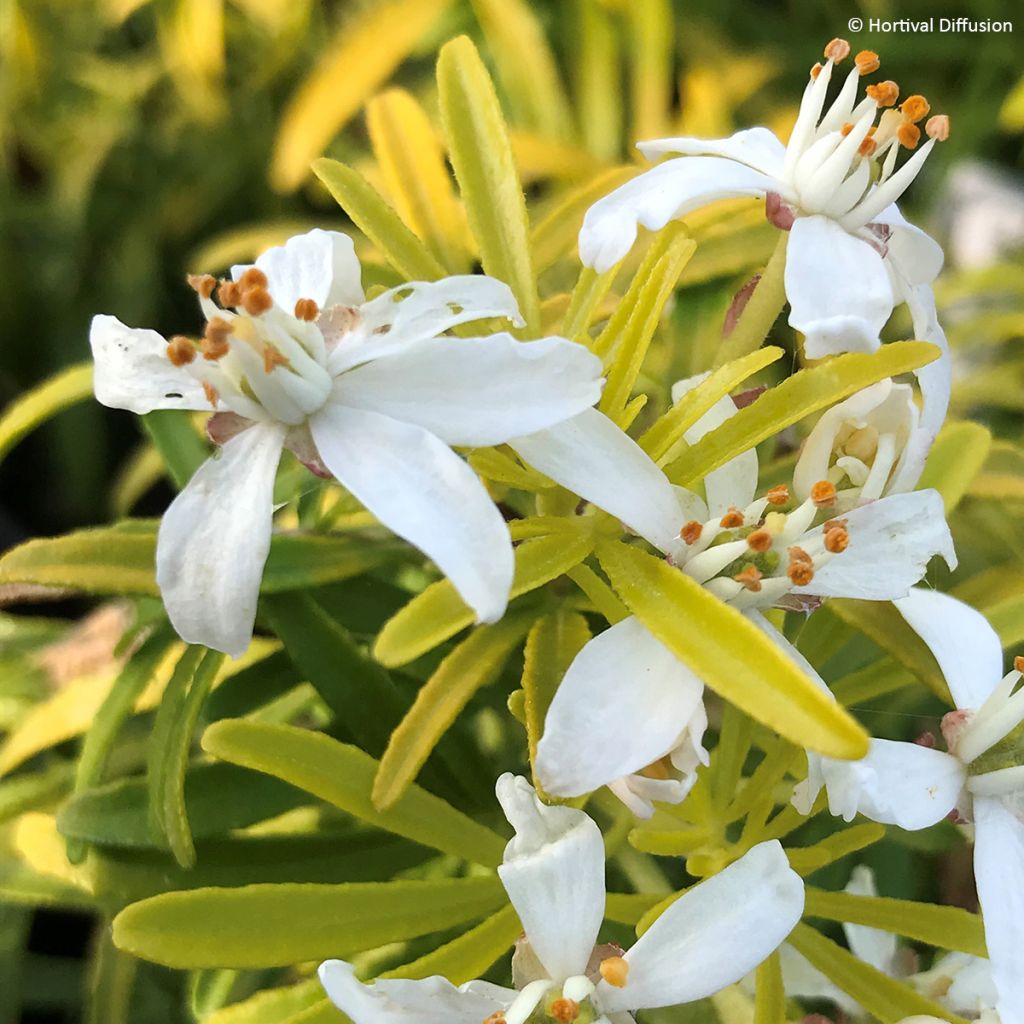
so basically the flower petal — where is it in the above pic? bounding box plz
[331,334,603,446]
[510,408,685,553]
[872,204,945,286]
[90,315,209,413]
[795,489,956,600]
[598,840,804,1011]
[155,421,286,657]
[637,127,788,177]
[843,866,898,973]
[495,774,605,981]
[237,229,364,312]
[309,403,512,623]
[318,959,511,1024]
[894,588,1004,711]
[579,157,778,273]
[973,795,1024,1024]
[786,214,895,359]
[535,616,705,798]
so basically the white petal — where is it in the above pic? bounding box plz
[535,617,705,798]
[90,315,208,413]
[318,960,511,1024]
[894,588,1004,710]
[239,229,364,312]
[598,840,804,1011]
[156,421,286,657]
[786,214,895,359]
[807,739,964,830]
[773,945,862,1014]
[331,334,603,446]
[795,489,956,600]
[309,403,512,623]
[973,796,1024,1024]
[579,157,778,272]
[843,866,898,973]
[495,774,605,981]
[510,409,684,553]
[872,204,945,286]
[637,127,788,177]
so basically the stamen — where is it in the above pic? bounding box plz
[925,114,950,141]
[263,346,290,373]
[897,121,921,149]
[901,95,930,123]
[202,381,220,408]
[766,484,789,506]
[548,998,578,1023]
[483,1014,506,1024]
[810,480,837,508]
[824,522,850,553]
[840,122,854,137]
[238,267,269,290]
[735,565,763,592]
[810,62,823,80]
[788,546,813,565]
[1015,655,1024,673]
[166,335,196,366]
[719,508,744,528]
[202,317,233,360]
[866,81,899,107]
[747,530,773,552]
[599,956,629,988]
[787,555,815,586]
[858,136,878,158]
[680,521,703,544]
[242,286,273,317]
[854,50,880,75]
[823,38,851,62]
[187,273,217,299]
[294,297,320,321]
[218,280,242,307]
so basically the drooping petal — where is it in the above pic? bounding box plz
[90,315,209,413]
[598,840,804,1012]
[795,489,956,600]
[894,588,1005,711]
[798,739,964,830]
[973,795,1024,1024]
[843,865,898,973]
[318,960,511,1024]
[579,157,779,273]
[330,334,602,446]
[329,276,522,375]
[309,403,512,623]
[155,421,286,657]
[236,229,364,312]
[510,408,685,553]
[872,204,944,286]
[495,774,605,982]
[785,214,895,359]
[535,616,705,798]
[911,951,998,1016]
[637,127,788,177]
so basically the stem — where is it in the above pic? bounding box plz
[714,230,789,368]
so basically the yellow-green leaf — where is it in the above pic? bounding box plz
[786,822,885,876]
[597,541,869,759]
[437,35,541,333]
[576,0,623,161]
[918,420,993,512]
[625,0,672,142]
[0,363,94,465]
[753,952,784,1024]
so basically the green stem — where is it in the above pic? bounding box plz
[714,230,789,368]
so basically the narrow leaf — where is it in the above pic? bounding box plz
[917,420,993,513]
[0,363,93,465]
[141,410,209,488]
[753,951,784,1024]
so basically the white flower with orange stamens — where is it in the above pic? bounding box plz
[525,380,954,816]
[318,774,805,1024]
[579,39,950,361]
[90,229,606,657]
[788,588,1024,1024]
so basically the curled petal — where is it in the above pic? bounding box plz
[638,127,788,177]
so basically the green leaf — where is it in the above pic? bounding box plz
[373,613,534,809]
[85,930,137,1024]
[201,720,506,866]
[597,541,869,759]
[141,410,209,488]
[803,886,987,956]
[437,35,541,333]
[374,527,598,667]
[0,362,94,465]
[664,342,941,486]
[753,951,784,1024]
[148,647,224,868]
[918,420,993,513]
[786,923,969,1023]
[312,159,446,281]
[111,875,507,968]
[0,762,74,826]
[786,822,886,876]
[205,979,324,1024]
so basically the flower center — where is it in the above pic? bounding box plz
[956,658,1024,786]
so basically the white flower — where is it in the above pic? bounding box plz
[789,588,1024,1024]
[579,39,949,361]
[318,774,805,1024]
[529,380,955,816]
[91,229,604,657]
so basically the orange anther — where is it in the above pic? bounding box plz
[263,346,289,373]
[841,122,854,137]
[680,521,703,544]
[810,62,823,80]
[747,530,773,553]
[854,50,880,75]
[599,955,630,988]
[1015,655,1024,673]
[187,273,217,299]
[901,94,930,123]
[202,316,232,360]
[735,565,764,592]
[166,335,196,367]
[294,297,320,322]
[788,546,813,565]
[824,38,851,63]
[858,136,878,157]
[824,525,850,553]
[766,484,789,506]
[482,1014,506,1024]
[823,517,847,532]
[242,286,273,317]
[810,480,837,509]
[897,121,921,150]
[202,381,219,408]
[866,81,900,107]
[925,114,950,141]
[238,267,269,290]
[788,560,814,586]
[720,508,744,528]
[549,998,579,1023]
[218,279,242,307]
